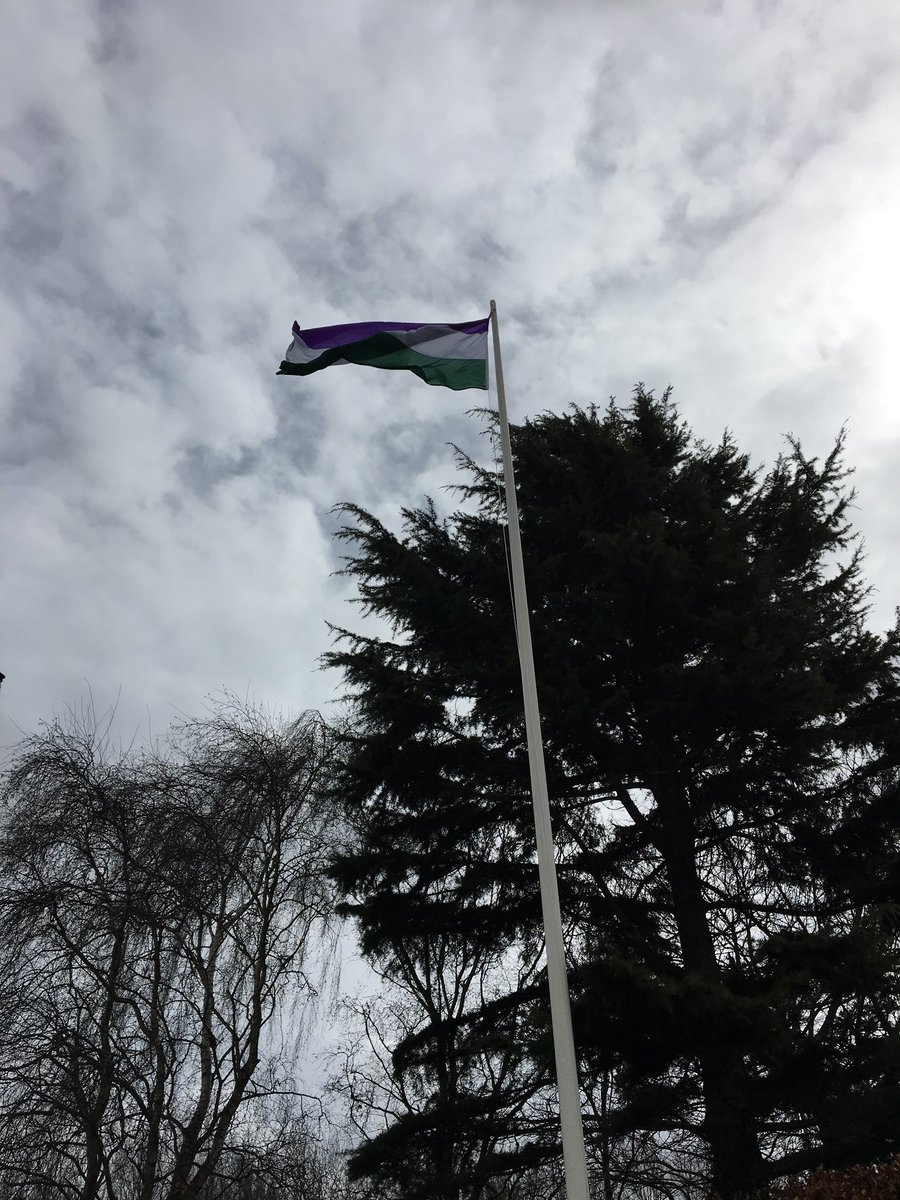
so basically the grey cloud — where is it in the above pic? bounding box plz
[175,442,267,501]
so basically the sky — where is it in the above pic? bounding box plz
[2,0,899,755]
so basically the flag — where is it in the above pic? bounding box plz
[278,317,489,391]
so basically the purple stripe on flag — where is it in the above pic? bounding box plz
[291,317,490,349]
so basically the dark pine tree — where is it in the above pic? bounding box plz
[326,390,900,1200]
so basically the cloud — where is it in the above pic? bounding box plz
[1,0,899,748]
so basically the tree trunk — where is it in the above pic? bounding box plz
[653,778,765,1200]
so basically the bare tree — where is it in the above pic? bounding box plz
[0,697,339,1200]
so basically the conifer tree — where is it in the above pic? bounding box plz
[327,390,900,1200]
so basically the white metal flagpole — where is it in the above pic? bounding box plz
[489,300,590,1200]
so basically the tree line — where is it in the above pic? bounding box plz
[2,391,899,1199]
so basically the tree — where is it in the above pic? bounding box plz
[325,391,900,1200]
[332,907,552,1200]
[0,698,338,1200]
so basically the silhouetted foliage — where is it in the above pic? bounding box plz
[326,391,900,1200]
[0,698,339,1200]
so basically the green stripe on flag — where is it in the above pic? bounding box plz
[278,332,487,391]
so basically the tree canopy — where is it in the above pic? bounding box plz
[326,390,900,1200]
[0,698,339,1200]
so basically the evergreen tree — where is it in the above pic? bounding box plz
[326,391,900,1200]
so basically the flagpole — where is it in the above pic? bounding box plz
[489,300,590,1200]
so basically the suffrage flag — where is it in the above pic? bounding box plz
[278,317,489,391]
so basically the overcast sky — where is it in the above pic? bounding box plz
[2,0,899,753]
